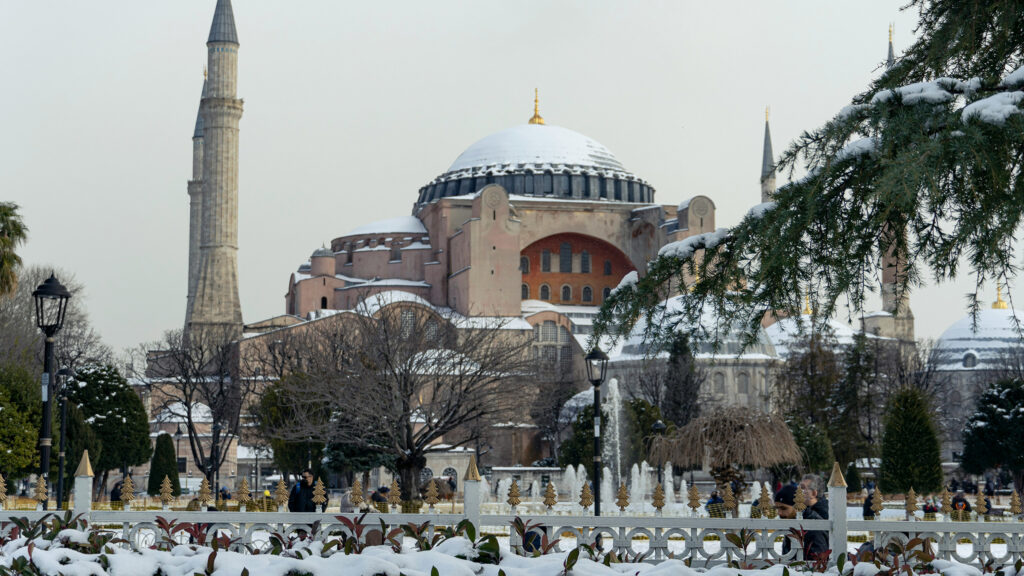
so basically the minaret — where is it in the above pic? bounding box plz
[879,25,914,342]
[184,72,207,328]
[760,107,776,203]
[188,0,244,338]
[886,24,895,70]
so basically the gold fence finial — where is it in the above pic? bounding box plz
[120,475,136,503]
[350,478,365,507]
[34,475,48,506]
[871,490,884,516]
[388,478,402,508]
[543,482,558,510]
[616,482,630,512]
[159,476,175,505]
[905,487,918,515]
[274,479,289,508]
[75,451,94,477]
[794,487,807,512]
[653,483,666,511]
[507,479,522,507]
[424,478,440,508]
[827,461,847,487]
[941,488,952,515]
[313,478,327,507]
[237,478,252,506]
[688,484,701,511]
[579,483,594,509]
[198,478,213,506]
[465,454,481,482]
[722,484,737,512]
[0,473,7,507]
[1011,490,1022,515]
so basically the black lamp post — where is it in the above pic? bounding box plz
[651,419,667,485]
[56,367,74,509]
[212,422,222,500]
[32,274,71,510]
[175,424,183,475]
[585,346,609,516]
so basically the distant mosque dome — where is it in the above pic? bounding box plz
[415,95,654,207]
[935,289,1024,370]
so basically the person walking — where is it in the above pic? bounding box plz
[288,469,317,512]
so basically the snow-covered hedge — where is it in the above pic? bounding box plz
[0,512,1016,576]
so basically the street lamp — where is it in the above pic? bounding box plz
[175,424,183,475]
[211,422,222,500]
[584,346,609,516]
[651,420,667,485]
[56,367,74,510]
[32,274,71,510]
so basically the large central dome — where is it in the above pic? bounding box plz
[415,121,653,209]
[447,124,627,173]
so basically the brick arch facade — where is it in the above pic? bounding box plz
[520,233,635,306]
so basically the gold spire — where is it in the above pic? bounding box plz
[802,294,812,315]
[528,88,545,125]
[889,24,893,44]
[765,105,770,122]
[203,66,208,80]
[993,285,1009,309]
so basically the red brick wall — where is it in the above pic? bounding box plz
[520,233,636,305]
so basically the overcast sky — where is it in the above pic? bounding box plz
[2,1,993,352]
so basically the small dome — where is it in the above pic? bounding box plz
[936,307,1024,370]
[311,246,333,258]
[764,315,860,358]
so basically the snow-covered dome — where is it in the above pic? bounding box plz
[611,295,778,360]
[764,314,861,358]
[447,124,627,174]
[416,123,654,207]
[935,298,1024,371]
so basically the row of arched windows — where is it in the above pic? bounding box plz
[521,248,613,275]
[523,283,610,302]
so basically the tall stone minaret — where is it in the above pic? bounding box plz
[184,74,207,328]
[879,24,915,342]
[188,0,244,338]
[760,107,776,203]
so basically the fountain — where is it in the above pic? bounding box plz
[496,477,512,505]
[480,475,491,505]
[629,463,643,513]
[664,462,675,510]
[601,466,614,513]
[530,480,540,502]
[576,463,588,501]
[601,378,626,484]
[564,466,578,504]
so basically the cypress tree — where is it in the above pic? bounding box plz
[879,389,942,494]
[148,433,180,497]
[961,379,1024,492]
[846,462,863,492]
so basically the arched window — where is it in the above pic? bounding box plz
[320,296,328,309]
[542,321,557,342]
[540,284,550,300]
[419,468,434,484]
[533,324,541,341]
[713,373,725,393]
[400,309,415,339]
[582,286,593,303]
[520,256,529,273]
[521,283,529,299]
[442,467,458,487]
[560,345,572,372]
[390,244,401,261]
[425,320,440,341]
[559,326,571,343]
[581,251,591,273]
[541,251,551,272]
[604,260,612,275]
[559,243,572,273]
[963,353,978,368]
[737,372,749,394]
[602,287,611,300]
[561,285,571,301]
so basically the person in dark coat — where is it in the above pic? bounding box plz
[863,491,875,519]
[799,474,829,519]
[288,469,317,512]
[110,480,123,503]
[775,485,828,560]
[705,490,726,518]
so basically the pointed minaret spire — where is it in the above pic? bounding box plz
[886,24,895,69]
[760,106,776,202]
[193,74,207,139]
[528,88,545,125]
[208,0,239,45]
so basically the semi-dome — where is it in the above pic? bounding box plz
[416,116,654,209]
[936,292,1024,370]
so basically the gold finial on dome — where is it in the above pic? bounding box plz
[204,66,208,80]
[765,105,770,122]
[889,23,893,44]
[528,88,545,125]
[802,294,812,315]
[994,285,1009,309]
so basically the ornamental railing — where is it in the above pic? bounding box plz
[2,460,1022,568]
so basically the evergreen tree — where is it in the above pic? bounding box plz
[148,433,180,497]
[846,462,863,492]
[65,364,152,485]
[557,404,604,479]
[961,379,1024,491]
[787,419,834,475]
[54,403,101,502]
[596,0,1024,350]
[0,363,42,480]
[661,333,703,427]
[879,388,943,493]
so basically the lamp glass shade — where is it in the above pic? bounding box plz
[32,274,71,334]
[584,347,609,384]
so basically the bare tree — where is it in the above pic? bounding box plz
[529,354,579,463]
[145,326,254,494]
[257,297,535,501]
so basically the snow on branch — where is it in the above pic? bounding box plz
[657,227,731,260]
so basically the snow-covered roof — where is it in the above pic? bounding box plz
[447,124,628,174]
[155,402,213,424]
[346,216,427,236]
[935,307,1024,371]
[763,314,861,358]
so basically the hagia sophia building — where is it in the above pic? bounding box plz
[149,0,1024,491]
